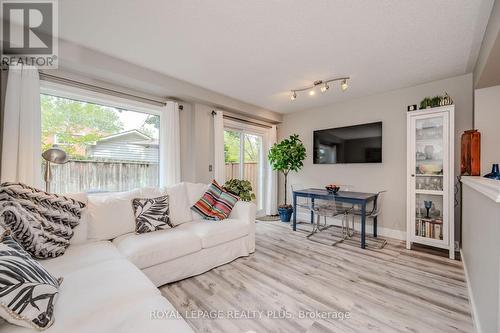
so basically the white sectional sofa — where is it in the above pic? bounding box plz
[0,182,256,333]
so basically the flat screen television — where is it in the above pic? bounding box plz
[313,122,382,164]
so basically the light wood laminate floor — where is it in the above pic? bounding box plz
[160,221,473,333]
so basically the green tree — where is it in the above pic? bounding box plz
[224,131,261,163]
[224,130,240,163]
[41,94,124,159]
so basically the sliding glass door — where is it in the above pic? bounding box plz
[224,127,265,213]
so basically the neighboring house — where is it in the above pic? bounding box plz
[87,130,159,163]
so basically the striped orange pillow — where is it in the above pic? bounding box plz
[191,180,239,220]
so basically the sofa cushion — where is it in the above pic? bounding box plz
[178,219,249,248]
[64,192,88,245]
[113,228,202,269]
[0,232,61,330]
[166,183,192,226]
[31,259,156,333]
[40,241,122,277]
[0,258,193,333]
[185,182,209,220]
[87,189,140,241]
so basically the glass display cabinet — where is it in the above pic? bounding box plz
[406,106,455,259]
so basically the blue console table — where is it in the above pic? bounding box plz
[292,188,378,249]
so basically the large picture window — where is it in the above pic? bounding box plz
[41,92,161,193]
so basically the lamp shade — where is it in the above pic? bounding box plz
[42,148,68,164]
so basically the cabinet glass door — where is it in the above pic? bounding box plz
[412,114,448,244]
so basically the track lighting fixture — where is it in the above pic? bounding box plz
[289,76,349,101]
[341,79,348,91]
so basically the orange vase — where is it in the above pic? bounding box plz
[460,130,481,176]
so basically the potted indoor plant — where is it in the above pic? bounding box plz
[268,134,306,222]
[223,179,256,202]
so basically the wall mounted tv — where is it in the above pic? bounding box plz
[313,122,382,164]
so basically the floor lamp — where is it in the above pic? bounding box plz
[42,148,68,193]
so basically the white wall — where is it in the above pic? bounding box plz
[475,85,500,175]
[461,181,500,333]
[278,74,473,236]
[192,103,215,183]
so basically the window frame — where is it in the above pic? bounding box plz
[223,118,268,214]
[39,80,165,192]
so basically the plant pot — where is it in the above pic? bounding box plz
[278,206,293,222]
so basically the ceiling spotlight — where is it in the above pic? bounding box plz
[341,79,348,91]
[289,76,350,101]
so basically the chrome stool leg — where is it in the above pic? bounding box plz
[307,213,346,246]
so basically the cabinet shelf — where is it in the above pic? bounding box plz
[415,190,443,195]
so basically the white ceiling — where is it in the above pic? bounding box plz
[58,0,493,114]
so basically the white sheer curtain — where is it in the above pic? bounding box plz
[265,125,278,215]
[159,101,181,186]
[213,110,225,184]
[1,65,42,187]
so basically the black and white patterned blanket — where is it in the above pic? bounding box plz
[0,183,85,259]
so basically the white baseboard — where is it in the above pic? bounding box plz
[295,212,405,241]
[460,249,481,333]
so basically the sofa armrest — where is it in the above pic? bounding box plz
[229,201,256,223]
[229,201,256,253]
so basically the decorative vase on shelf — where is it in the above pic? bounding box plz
[484,164,500,180]
[424,200,432,218]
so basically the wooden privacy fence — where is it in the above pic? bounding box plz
[48,160,159,193]
[48,160,256,195]
[225,162,258,192]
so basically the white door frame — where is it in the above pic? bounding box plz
[224,119,268,216]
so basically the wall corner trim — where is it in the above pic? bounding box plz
[461,249,482,333]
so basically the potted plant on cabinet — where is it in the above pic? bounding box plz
[268,134,306,222]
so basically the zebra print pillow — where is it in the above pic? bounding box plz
[0,230,61,330]
[0,182,86,259]
[132,195,172,234]
[0,200,70,259]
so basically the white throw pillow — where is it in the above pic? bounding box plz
[166,183,192,226]
[185,182,209,220]
[87,189,140,241]
[64,192,89,245]
[138,187,167,198]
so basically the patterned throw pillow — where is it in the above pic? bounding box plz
[211,190,239,220]
[132,195,172,234]
[0,230,61,330]
[191,180,223,220]
[0,182,86,259]
[191,180,239,220]
[0,183,85,240]
[0,200,70,259]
